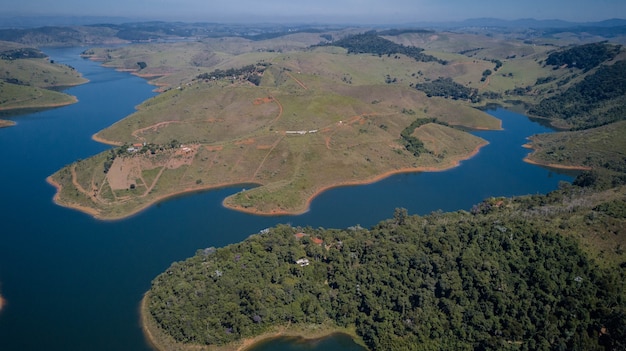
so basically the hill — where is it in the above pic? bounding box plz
[128,34,626,351]
[0,41,87,123]
[49,33,510,219]
[47,30,626,219]
[143,185,626,351]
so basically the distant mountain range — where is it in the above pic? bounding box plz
[1,15,625,30]
[0,15,139,29]
[438,18,626,29]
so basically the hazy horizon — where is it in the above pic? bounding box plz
[3,0,626,25]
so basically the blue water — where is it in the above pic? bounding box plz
[0,47,573,351]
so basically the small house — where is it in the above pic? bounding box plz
[296,258,310,267]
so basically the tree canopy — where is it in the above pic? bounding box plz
[529,60,626,129]
[320,32,446,64]
[147,192,626,350]
[545,42,622,72]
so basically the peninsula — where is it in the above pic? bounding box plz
[47,28,525,220]
[46,28,626,220]
[0,42,87,121]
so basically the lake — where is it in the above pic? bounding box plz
[0,47,573,351]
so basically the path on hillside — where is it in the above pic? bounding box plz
[251,135,285,179]
[131,121,184,142]
[286,72,308,90]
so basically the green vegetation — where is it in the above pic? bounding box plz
[5,22,620,351]
[545,42,622,72]
[0,47,47,60]
[51,38,498,219]
[196,63,269,86]
[131,36,626,351]
[0,42,87,113]
[414,77,480,102]
[146,185,626,350]
[321,32,446,64]
[528,60,626,129]
[399,118,447,156]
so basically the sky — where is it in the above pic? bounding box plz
[3,0,626,24]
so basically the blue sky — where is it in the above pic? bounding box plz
[4,0,625,23]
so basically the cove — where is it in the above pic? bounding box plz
[0,47,573,351]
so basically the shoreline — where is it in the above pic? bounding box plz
[522,143,592,171]
[0,119,16,128]
[0,95,79,113]
[139,293,365,351]
[91,133,124,146]
[46,175,102,218]
[85,54,172,92]
[522,156,592,171]
[49,141,488,221]
[225,140,488,216]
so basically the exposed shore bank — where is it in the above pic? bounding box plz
[0,95,79,113]
[49,140,488,221]
[46,175,102,218]
[224,140,488,216]
[0,120,16,128]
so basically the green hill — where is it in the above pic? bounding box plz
[144,188,626,351]
[0,42,87,121]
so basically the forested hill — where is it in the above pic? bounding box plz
[146,188,626,350]
[529,59,626,129]
[527,42,626,130]
[319,32,446,64]
[544,42,622,72]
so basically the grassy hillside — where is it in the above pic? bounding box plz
[0,41,87,117]
[53,32,626,220]
[525,120,626,174]
[52,47,499,218]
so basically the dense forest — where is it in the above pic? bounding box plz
[196,63,268,86]
[414,77,480,102]
[529,60,626,129]
[0,47,46,60]
[320,32,446,64]
[544,42,622,72]
[148,181,626,350]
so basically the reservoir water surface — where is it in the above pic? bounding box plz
[0,47,574,351]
